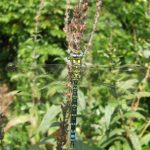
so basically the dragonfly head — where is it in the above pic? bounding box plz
[70,52,83,58]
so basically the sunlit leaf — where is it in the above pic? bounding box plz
[123,141,132,150]
[11,73,28,80]
[124,111,145,120]
[143,50,150,58]
[125,92,150,99]
[38,105,61,133]
[117,79,138,90]
[46,81,65,97]
[128,131,142,150]
[74,140,100,150]
[104,103,116,128]
[78,90,86,110]
[141,133,150,146]
[5,115,32,132]
[109,146,116,150]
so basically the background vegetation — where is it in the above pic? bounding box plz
[0,0,150,150]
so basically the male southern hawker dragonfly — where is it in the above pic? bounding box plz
[2,62,149,147]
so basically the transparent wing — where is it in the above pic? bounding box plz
[5,62,145,72]
[5,62,146,88]
[2,62,149,111]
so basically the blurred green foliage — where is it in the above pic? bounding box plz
[0,0,150,150]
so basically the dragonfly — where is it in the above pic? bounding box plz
[3,62,148,146]
[4,62,146,100]
[5,62,146,88]
[5,62,145,76]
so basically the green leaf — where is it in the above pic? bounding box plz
[141,133,150,146]
[37,44,65,56]
[128,131,142,150]
[143,50,150,58]
[39,137,56,145]
[123,141,132,150]
[7,90,21,96]
[11,73,28,80]
[109,129,124,137]
[38,105,61,133]
[114,141,122,150]
[125,92,150,99]
[6,115,31,130]
[74,140,100,150]
[124,111,145,120]
[78,90,86,110]
[100,136,126,148]
[46,81,65,97]
[109,146,116,150]
[142,146,150,150]
[117,79,138,90]
[135,92,150,98]
[104,103,116,128]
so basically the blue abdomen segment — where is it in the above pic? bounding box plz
[70,130,76,142]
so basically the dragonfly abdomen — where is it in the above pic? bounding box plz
[70,53,82,145]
